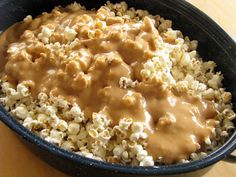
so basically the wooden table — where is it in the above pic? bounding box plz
[0,0,236,177]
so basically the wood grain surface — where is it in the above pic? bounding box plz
[0,0,236,177]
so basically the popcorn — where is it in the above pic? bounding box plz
[42,105,57,117]
[37,27,53,44]
[129,132,140,141]
[204,137,211,145]
[39,129,50,138]
[88,128,99,138]
[12,106,29,120]
[45,129,65,145]
[23,15,32,22]
[121,151,129,160]
[23,117,39,130]
[54,119,68,132]
[69,104,84,122]
[208,73,223,89]
[140,156,154,166]
[38,92,48,102]
[16,83,29,97]
[136,150,148,161]
[113,145,124,157]
[37,113,50,124]
[68,122,80,135]
[64,27,77,41]
[61,141,75,151]
[119,77,137,89]
[131,122,143,133]
[119,118,133,130]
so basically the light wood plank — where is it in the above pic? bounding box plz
[188,0,236,38]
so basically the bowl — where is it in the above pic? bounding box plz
[0,0,236,177]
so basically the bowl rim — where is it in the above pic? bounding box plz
[0,0,236,175]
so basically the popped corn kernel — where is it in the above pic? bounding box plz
[119,118,133,130]
[45,129,65,145]
[16,83,29,97]
[69,105,84,122]
[140,156,154,166]
[208,74,223,89]
[61,141,75,151]
[113,145,124,157]
[38,92,48,102]
[88,128,99,138]
[37,27,53,44]
[131,122,143,133]
[12,106,29,120]
[64,27,77,41]
[68,122,80,135]
[136,150,148,161]
[54,119,68,132]
[23,15,32,22]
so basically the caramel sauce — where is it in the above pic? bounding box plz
[0,7,218,163]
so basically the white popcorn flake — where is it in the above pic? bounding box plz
[180,53,191,67]
[98,129,111,143]
[133,144,143,154]
[23,117,39,130]
[37,113,50,123]
[119,77,137,89]
[113,145,124,157]
[144,60,155,70]
[40,129,50,138]
[139,132,148,139]
[208,74,223,89]
[69,104,84,122]
[54,119,68,132]
[136,149,148,161]
[7,46,19,54]
[66,2,85,11]
[42,105,57,117]
[45,129,65,145]
[131,122,143,133]
[38,92,48,102]
[17,83,29,97]
[129,132,140,141]
[179,159,190,164]
[199,152,207,158]
[68,122,80,135]
[190,153,199,160]
[12,106,29,120]
[61,141,75,151]
[1,82,12,93]
[47,69,56,75]
[77,128,88,139]
[64,27,77,41]
[119,118,133,130]
[23,15,32,22]
[88,128,99,138]
[165,29,178,41]
[122,151,129,160]
[140,156,154,166]
[204,137,211,145]
[37,27,53,44]
[53,96,69,109]
[42,27,52,37]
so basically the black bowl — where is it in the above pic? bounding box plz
[0,0,236,177]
